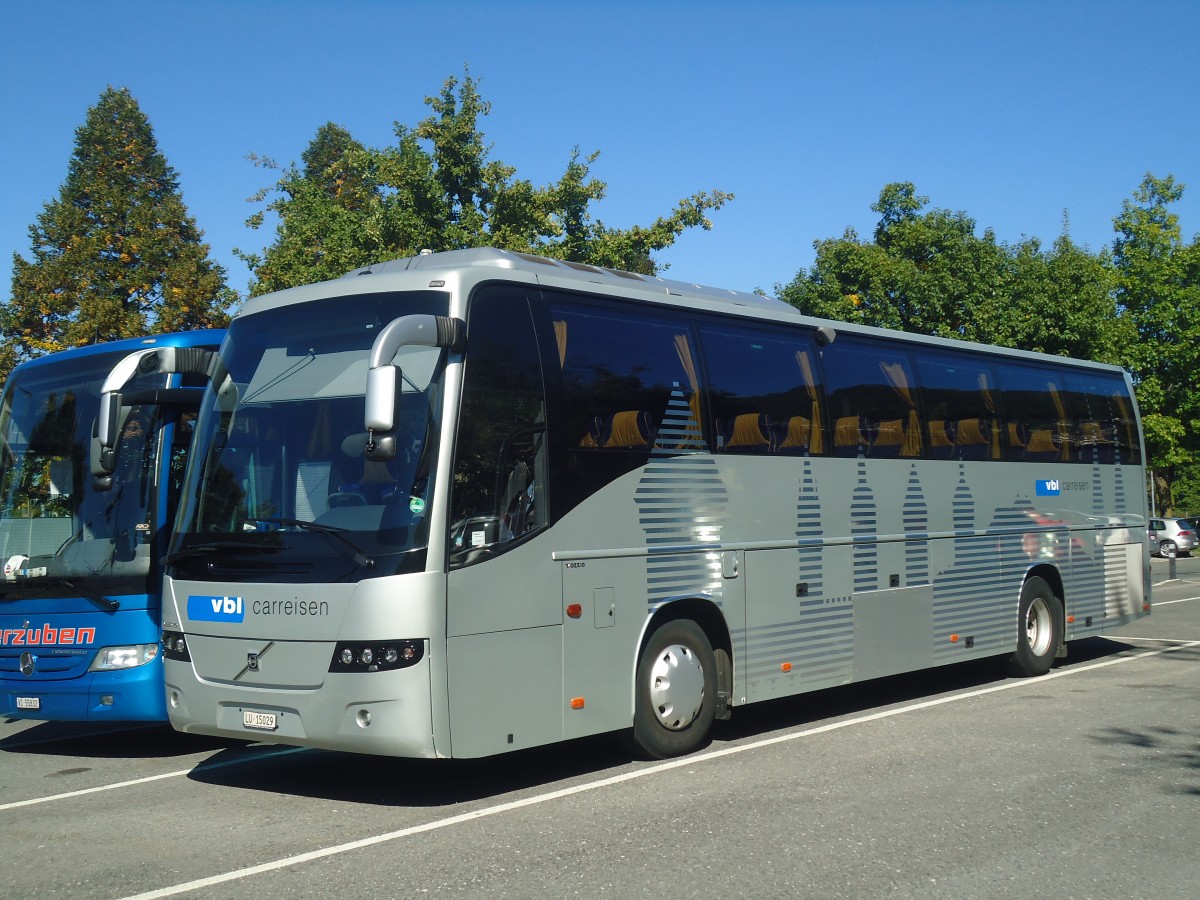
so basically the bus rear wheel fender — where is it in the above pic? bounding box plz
[1004,575,1063,678]
[630,617,718,759]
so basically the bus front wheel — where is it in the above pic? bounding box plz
[1005,576,1062,677]
[631,619,717,759]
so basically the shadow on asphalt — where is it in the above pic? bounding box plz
[0,720,246,759]
[180,635,1145,807]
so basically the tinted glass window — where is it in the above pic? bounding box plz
[1063,369,1142,465]
[450,287,548,567]
[821,338,922,458]
[699,323,826,455]
[996,363,1072,462]
[547,296,704,513]
[914,352,1003,460]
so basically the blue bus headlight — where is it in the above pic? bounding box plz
[88,643,160,671]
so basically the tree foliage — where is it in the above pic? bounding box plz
[778,176,1198,511]
[3,87,234,382]
[1112,174,1200,511]
[238,72,732,296]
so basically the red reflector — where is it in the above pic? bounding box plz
[566,604,582,619]
[570,697,585,709]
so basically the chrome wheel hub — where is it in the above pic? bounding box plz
[647,642,705,730]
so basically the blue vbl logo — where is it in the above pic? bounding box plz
[1036,479,1061,496]
[188,594,245,623]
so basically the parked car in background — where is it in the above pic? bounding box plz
[1149,518,1197,557]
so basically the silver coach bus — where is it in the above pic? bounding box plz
[161,248,1149,759]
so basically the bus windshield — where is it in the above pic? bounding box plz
[172,290,450,583]
[0,350,162,600]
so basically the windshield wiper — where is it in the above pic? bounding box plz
[246,517,375,569]
[58,579,121,612]
[0,576,120,611]
[163,541,284,566]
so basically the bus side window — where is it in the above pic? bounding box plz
[697,324,826,456]
[914,353,1003,462]
[547,299,699,519]
[997,362,1072,463]
[449,289,547,566]
[822,338,921,459]
[1064,370,1137,466]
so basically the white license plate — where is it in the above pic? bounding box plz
[16,697,40,710]
[242,710,277,731]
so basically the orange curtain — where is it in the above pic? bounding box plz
[795,350,823,454]
[977,372,1001,460]
[674,334,704,449]
[1047,382,1071,461]
[553,321,568,369]
[880,361,922,457]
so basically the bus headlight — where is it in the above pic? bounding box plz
[329,640,423,673]
[88,643,160,671]
[161,630,190,662]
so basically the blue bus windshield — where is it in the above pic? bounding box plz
[0,348,166,603]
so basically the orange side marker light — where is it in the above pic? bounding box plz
[570,697,585,710]
[566,604,582,619]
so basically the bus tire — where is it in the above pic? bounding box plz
[1004,576,1062,677]
[631,618,717,759]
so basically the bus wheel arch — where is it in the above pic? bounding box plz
[1005,571,1064,677]
[630,599,730,759]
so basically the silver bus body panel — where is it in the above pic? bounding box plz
[164,248,1150,758]
[163,572,446,757]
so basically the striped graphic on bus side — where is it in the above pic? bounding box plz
[634,454,727,614]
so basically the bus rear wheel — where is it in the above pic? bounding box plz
[631,619,717,759]
[1004,576,1062,677]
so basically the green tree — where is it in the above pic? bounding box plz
[777,183,1126,362]
[240,72,732,296]
[2,86,234,382]
[778,184,1010,340]
[1113,173,1200,512]
[990,230,1126,363]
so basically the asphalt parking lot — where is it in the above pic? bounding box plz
[1,555,1197,899]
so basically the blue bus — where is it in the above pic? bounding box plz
[0,331,222,721]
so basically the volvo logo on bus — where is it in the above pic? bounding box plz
[247,653,259,671]
[19,651,34,676]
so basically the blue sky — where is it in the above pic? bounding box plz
[2,1,1198,304]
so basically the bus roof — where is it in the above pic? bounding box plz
[7,329,226,377]
[236,248,1126,377]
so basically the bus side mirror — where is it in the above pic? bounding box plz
[97,389,122,450]
[93,343,218,489]
[91,413,117,491]
[365,366,398,433]
[365,367,399,461]
[363,314,464,460]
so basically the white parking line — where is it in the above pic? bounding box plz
[0,745,307,812]
[1149,595,1200,607]
[118,639,1200,900]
